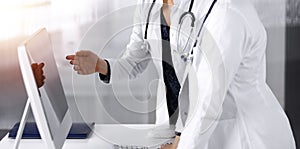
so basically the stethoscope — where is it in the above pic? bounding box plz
[144,0,217,63]
[144,0,218,92]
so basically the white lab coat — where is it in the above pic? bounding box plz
[106,0,296,148]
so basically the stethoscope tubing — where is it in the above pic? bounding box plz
[144,0,217,55]
[144,0,157,39]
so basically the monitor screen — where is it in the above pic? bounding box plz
[25,29,68,123]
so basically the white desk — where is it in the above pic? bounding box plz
[0,124,172,149]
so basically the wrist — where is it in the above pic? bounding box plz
[96,58,108,75]
[173,136,180,148]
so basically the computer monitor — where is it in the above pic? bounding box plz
[16,28,72,149]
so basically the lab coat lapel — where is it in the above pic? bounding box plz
[146,1,170,125]
[147,0,162,78]
[171,0,216,130]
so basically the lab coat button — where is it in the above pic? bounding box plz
[184,112,188,115]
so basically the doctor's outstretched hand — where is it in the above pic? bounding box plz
[159,136,179,149]
[66,50,108,75]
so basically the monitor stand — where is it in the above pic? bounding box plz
[14,98,55,149]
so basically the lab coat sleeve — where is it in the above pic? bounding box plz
[99,60,111,83]
[177,9,250,148]
[101,0,152,84]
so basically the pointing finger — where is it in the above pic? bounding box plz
[66,55,75,60]
[38,63,45,68]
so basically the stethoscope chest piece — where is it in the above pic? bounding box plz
[142,40,150,50]
[181,53,194,63]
